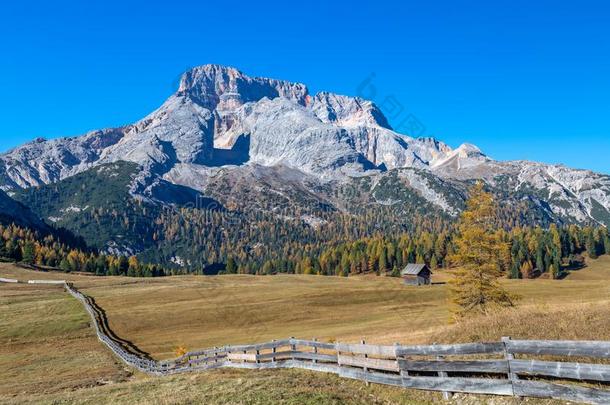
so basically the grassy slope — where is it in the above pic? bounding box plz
[2,259,609,404]
[0,282,126,399]
[3,368,445,405]
[2,259,610,359]
[0,271,442,405]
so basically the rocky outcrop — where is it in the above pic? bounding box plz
[310,92,391,129]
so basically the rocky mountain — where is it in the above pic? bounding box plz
[1,64,609,252]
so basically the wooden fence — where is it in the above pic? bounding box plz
[3,278,610,404]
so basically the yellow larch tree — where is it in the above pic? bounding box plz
[448,182,518,319]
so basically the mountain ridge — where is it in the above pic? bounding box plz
[1,64,609,233]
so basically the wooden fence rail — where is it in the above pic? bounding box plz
[3,278,610,404]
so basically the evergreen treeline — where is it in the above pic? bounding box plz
[236,225,610,279]
[1,217,608,280]
[0,223,169,277]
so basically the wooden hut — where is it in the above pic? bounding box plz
[401,264,432,286]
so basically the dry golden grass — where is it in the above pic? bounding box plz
[430,300,610,344]
[3,259,610,359]
[2,257,610,404]
[2,368,444,405]
[0,282,127,399]
[0,264,450,357]
[565,254,610,281]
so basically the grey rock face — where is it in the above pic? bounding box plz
[103,95,214,166]
[1,64,609,226]
[310,92,391,129]
[178,64,309,112]
[1,129,125,189]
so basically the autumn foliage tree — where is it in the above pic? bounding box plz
[449,182,518,319]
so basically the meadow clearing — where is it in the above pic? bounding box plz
[1,257,609,404]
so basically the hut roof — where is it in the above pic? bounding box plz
[401,263,429,276]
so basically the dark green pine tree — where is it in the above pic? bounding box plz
[60,257,71,272]
[118,256,129,274]
[22,242,36,265]
[586,229,598,259]
[225,257,237,274]
[378,248,388,275]
[536,249,545,274]
[509,262,521,279]
[603,231,610,255]
[0,237,7,258]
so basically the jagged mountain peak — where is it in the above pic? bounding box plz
[177,64,310,111]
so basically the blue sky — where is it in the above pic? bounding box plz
[2,0,609,173]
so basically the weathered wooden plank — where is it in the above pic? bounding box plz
[227,339,292,352]
[336,343,397,358]
[183,348,225,358]
[396,342,504,356]
[513,380,610,405]
[506,340,610,358]
[340,367,511,396]
[293,352,337,363]
[402,376,514,396]
[229,360,288,370]
[510,359,610,382]
[290,360,341,374]
[187,355,227,366]
[291,339,336,350]
[398,359,509,373]
[189,362,226,372]
[256,350,336,362]
[339,367,404,387]
[256,351,295,361]
[227,352,257,362]
[225,359,341,374]
[338,355,400,372]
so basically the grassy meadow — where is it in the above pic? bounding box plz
[1,257,609,404]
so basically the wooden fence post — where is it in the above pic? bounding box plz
[397,342,409,381]
[437,355,452,400]
[502,336,518,398]
[362,338,370,386]
[313,338,318,364]
[432,342,451,400]
[336,340,341,368]
[272,339,277,363]
[291,337,296,361]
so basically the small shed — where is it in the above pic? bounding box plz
[401,264,432,286]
